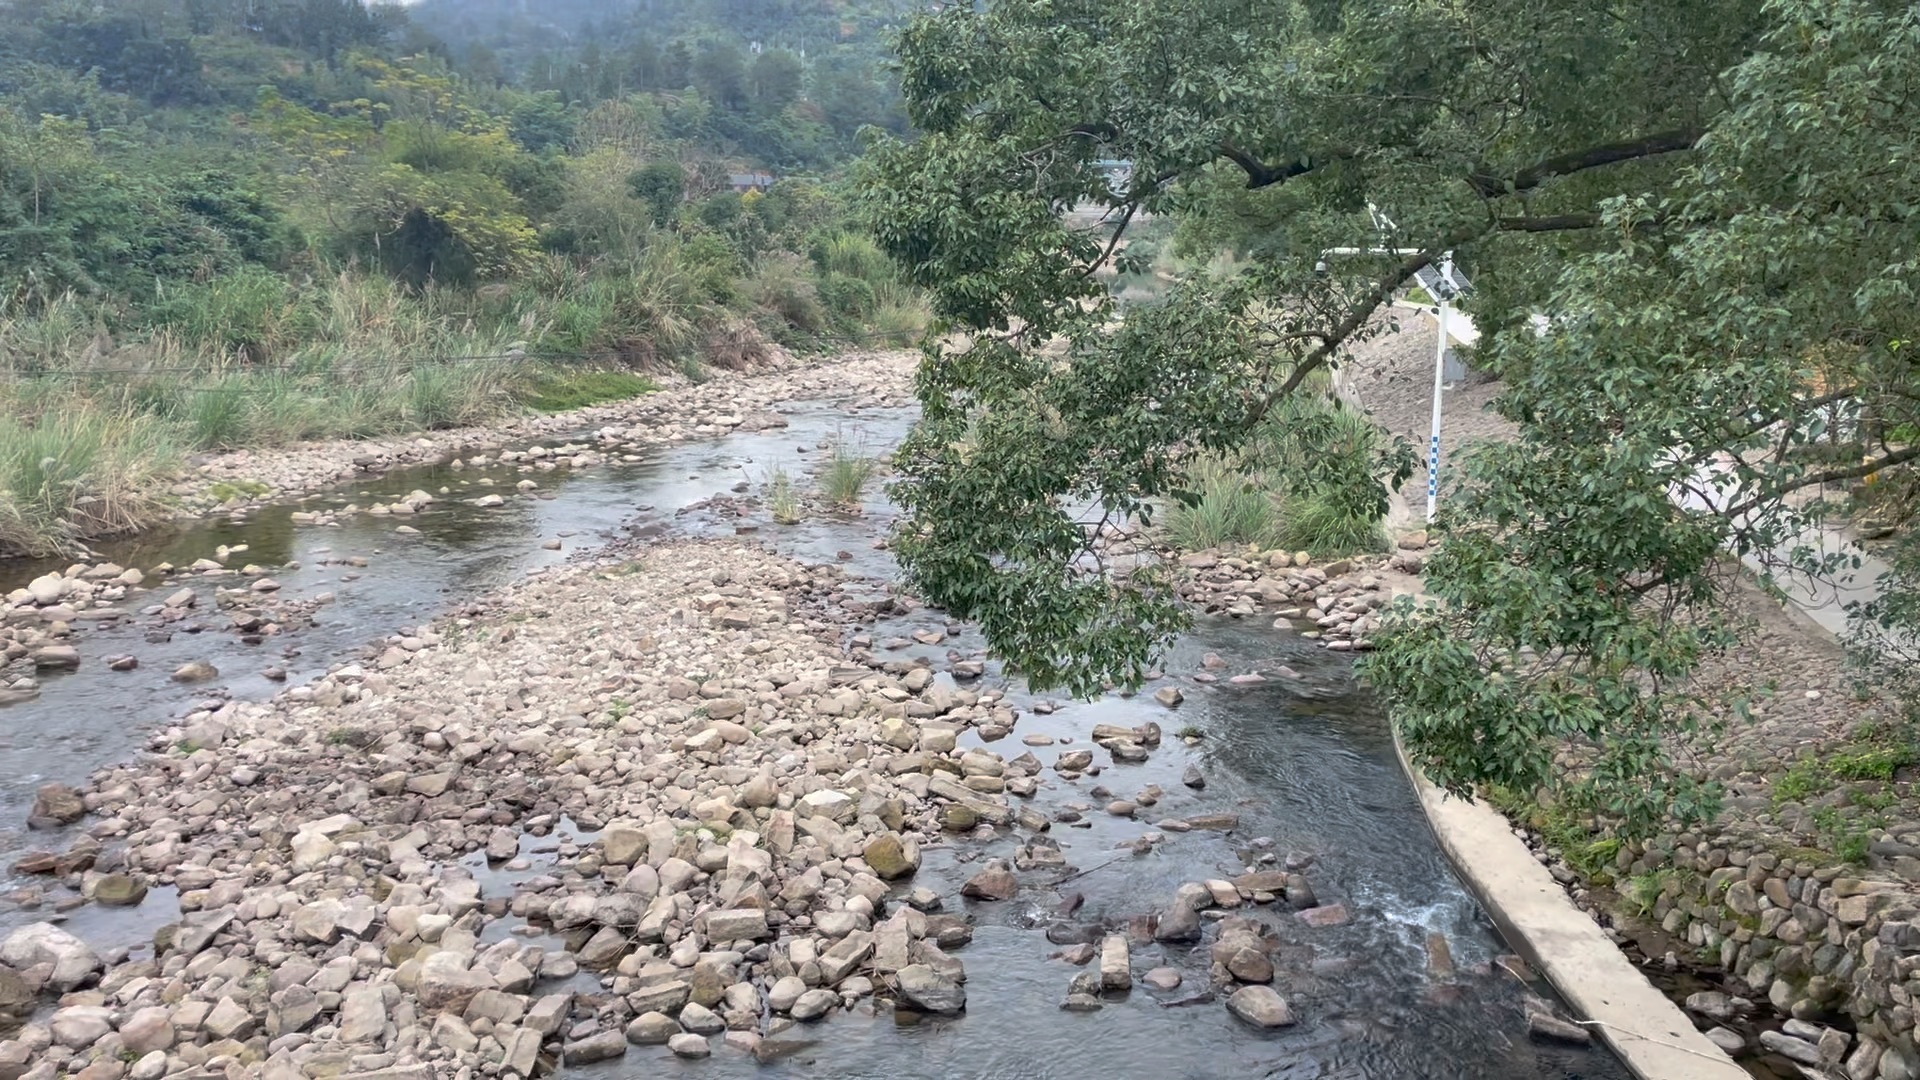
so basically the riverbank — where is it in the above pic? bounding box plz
[1342,313,1920,1079]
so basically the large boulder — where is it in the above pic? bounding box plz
[0,923,100,991]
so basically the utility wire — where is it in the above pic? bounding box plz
[0,329,925,389]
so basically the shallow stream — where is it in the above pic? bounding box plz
[0,397,1634,1079]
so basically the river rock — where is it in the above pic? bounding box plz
[1142,967,1182,990]
[669,1032,712,1058]
[1154,686,1184,707]
[706,908,771,941]
[419,951,495,1013]
[895,963,965,1014]
[171,661,218,683]
[50,1004,113,1049]
[1100,934,1131,991]
[1154,901,1202,943]
[30,646,78,670]
[1298,903,1349,928]
[1227,985,1296,1028]
[962,864,1017,901]
[117,1006,174,1054]
[93,874,147,907]
[626,1011,680,1044]
[26,574,64,605]
[864,832,921,879]
[27,783,85,827]
[790,988,838,1021]
[1,922,100,991]
[564,1029,628,1064]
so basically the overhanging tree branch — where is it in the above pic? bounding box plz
[1218,141,1339,189]
[1467,128,1704,197]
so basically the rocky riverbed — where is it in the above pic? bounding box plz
[0,344,1630,1080]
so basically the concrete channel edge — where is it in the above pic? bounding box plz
[1389,729,1751,1080]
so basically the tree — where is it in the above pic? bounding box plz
[627,158,686,227]
[860,0,1920,832]
[748,48,803,115]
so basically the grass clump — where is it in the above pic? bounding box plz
[766,467,802,524]
[1161,392,1407,557]
[1165,456,1280,550]
[0,404,181,557]
[820,441,878,507]
[523,368,658,413]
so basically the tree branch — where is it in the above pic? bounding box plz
[1074,201,1138,280]
[1467,128,1704,198]
[1495,213,1600,232]
[1218,141,1336,189]
[1721,444,1920,519]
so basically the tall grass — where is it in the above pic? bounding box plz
[1164,456,1281,550]
[820,440,879,507]
[1162,391,1402,557]
[0,228,927,555]
[0,404,181,556]
[766,467,802,524]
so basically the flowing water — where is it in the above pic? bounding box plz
[0,397,1635,1079]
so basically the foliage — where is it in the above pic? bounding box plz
[863,0,1920,833]
[522,368,657,413]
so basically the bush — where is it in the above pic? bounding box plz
[744,252,827,333]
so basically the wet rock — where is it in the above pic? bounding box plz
[1181,765,1206,789]
[1,922,99,991]
[27,783,85,828]
[1704,1027,1745,1054]
[1528,1012,1592,1046]
[1757,1030,1819,1065]
[894,963,966,1014]
[670,1033,712,1058]
[1142,967,1183,991]
[1226,947,1274,984]
[93,874,147,907]
[1153,901,1202,943]
[1153,687,1184,708]
[961,864,1017,901]
[1226,985,1296,1028]
[1297,903,1350,928]
[170,661,218,683]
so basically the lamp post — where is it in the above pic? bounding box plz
[1315,242,1462,522]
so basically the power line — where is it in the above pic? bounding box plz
[0,332,929,395]
[0,329,926,386]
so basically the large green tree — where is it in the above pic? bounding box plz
[861,0,1920,830]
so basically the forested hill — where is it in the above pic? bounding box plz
[0,0,925,556]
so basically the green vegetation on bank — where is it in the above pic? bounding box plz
[1162,393,1410,557]
[0,0,925,557]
